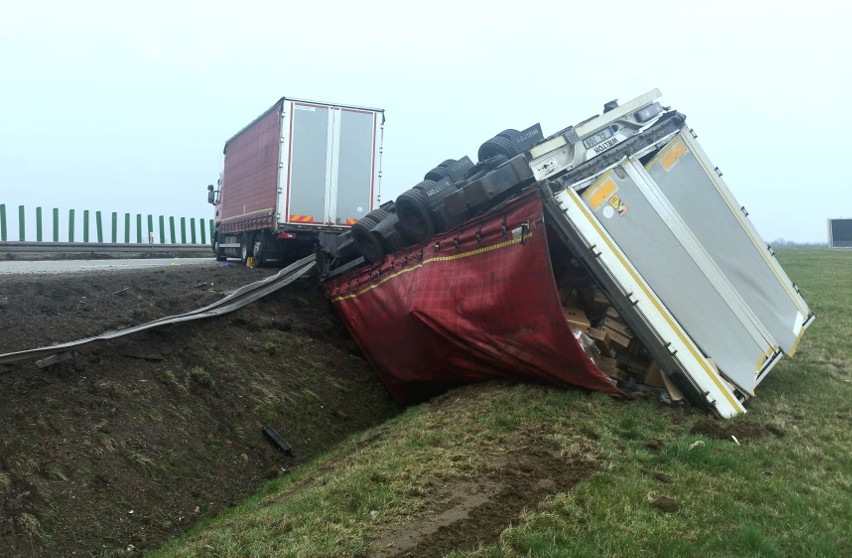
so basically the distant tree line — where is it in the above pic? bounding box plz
[770,238,829,249]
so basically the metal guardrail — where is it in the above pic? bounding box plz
[0,241,212,257]
[0,255,318,366]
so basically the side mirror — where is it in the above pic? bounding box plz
[207,184,217,205]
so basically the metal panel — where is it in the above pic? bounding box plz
[287,103,331,224]
[646,132,812,354]
[335,109,377,225]
[551,188,745,418]
[577,164,778,393]
[218,105,281,231]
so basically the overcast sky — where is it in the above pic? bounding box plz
[1,0,848,243]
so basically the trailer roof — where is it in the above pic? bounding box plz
[223,97,385,153]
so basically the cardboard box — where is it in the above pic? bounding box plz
[643,361,666,389]
[587,327,612,354]
[602,317,631,339]
[605,327,631,350]
[562,307,591,333]
[661,370,685,402]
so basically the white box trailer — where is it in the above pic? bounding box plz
[531,90,814,416]
[210,98,384,264]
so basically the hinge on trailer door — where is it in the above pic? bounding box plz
[740,206,749,217]
[715,167,723,177]
[690,128,698,139]
[588,244,603,258]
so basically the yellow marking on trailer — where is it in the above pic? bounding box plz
[660,138,688,171]
[582,171,617,210]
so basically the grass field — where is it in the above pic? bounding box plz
[153,249,851,557]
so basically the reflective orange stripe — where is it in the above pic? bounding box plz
[345,218,358,225]
[289,215,315,223]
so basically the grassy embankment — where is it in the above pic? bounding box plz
[153,249,851,557]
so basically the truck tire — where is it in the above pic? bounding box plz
[351,219,385,263]
[215,243,227,262]
[424,159,456,182]
[252,235,266,267]
[496,129,520,141]
[477,135,517,162]
[240,234,252,264]
[396,188,434,242]
[361,208,389,227]
[213,232,227,261]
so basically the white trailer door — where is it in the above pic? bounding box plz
[644,131,812,357]
[578,161,780,394]
[283,103,380,226]
[286,102,333,225]
[333,108,379,225]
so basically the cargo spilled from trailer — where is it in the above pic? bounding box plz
[319,89,814,418]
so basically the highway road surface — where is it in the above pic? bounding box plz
[0,258,220,275]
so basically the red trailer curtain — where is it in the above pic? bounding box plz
[323,187,624,404]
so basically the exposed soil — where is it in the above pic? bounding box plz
[689,418,785,443]
[0,263,399,556]
[381,447,597,558]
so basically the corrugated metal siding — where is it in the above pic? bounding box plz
[218,106,281,231]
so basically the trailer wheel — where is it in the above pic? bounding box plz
[477,135,517,162]
[361,208,389,227]
[396,188,434,242]
[252,236,265,267]
[215,242,227,262]
[496,129,520,141]
[424,159,456,182]
[240,234,252,264]
[213,232,227,261]
[351,220,386,263]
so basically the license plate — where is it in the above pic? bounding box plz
[583,127,614,149]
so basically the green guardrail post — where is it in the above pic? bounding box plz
[136,214,142,244]
[83,210,90,242]
[52,208,59,242]
[124,213,130,243]
[68,209,75,242]
[18,205,25,241]
[147,214,154,243]
[0,204,6,241]
[158,216,165,244]
[36,207,43,242]
[169,217,176,243]
[200,218,207,245]
[96,211,103,243]
[111,212,117,243]
[180,217,186,244]
[209,220,214,243]
[190,218,197,244]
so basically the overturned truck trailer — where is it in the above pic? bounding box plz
[320,89,814,418]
